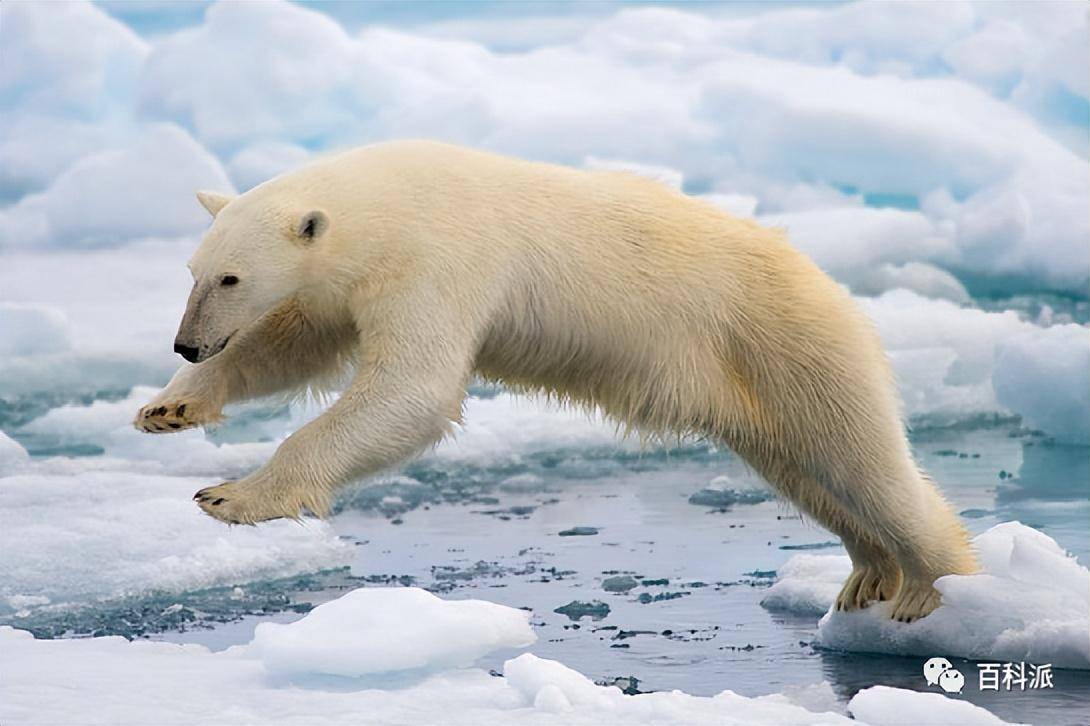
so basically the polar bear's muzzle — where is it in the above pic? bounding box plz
[174,331,234,363]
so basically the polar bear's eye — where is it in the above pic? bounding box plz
[221,275,239,286]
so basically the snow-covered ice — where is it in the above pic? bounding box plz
[0,586,1015,725]
[252,587,537,677]
[761,522,1090,669]
[0,466,352,614]
[847,686,1017,726]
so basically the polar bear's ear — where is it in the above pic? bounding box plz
[196,191,235,218]
[296,210,329,244]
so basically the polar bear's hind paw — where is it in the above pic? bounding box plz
[889,579,942,622]
[835,563,902,612]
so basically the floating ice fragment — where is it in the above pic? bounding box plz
[602,575,639,593]
[552,600,610,621]
[558,526,599,536]
[849,685,1020,725]
[252,587,536,678]
[763,522,1090,668]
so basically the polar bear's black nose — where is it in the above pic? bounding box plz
[174,342,200,363]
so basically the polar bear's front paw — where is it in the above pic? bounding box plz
[134,398,217,434]
[193,479,314,525]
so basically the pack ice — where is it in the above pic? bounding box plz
[0,586,1016,725]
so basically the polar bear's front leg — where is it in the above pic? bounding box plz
[135,363,227,433]
[194,292,476,524]
[135,299,356,434]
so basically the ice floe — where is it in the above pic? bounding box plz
[253,587,536,678]
[761,522,1090,669]
[0,586,1015,725]
[0,468,351,614]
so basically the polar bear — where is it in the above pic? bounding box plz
[135,140,976,621]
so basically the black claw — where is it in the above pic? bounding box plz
[212,497,225,506]
[169,422,181,429]
[176,404,186,416]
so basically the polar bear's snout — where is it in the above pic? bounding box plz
[173,341,200,363]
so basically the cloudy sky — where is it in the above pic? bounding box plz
[1,0,1087,295]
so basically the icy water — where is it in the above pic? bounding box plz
[7,414,1082,724]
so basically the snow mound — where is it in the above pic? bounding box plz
[252,587,536,677]
[0,587,1010,725]
[761,522,1090,669]
[849,686,1019,726]
[760,554,852,616]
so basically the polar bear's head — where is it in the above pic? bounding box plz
[174,190,330,363]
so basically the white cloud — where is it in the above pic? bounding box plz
[226,141,312,191]
[0,124,233,249]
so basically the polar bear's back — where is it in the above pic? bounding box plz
[271,143,892,432]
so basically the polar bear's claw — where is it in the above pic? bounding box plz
[835,564,902,612]
[193,481,300,525]
[134,400,206,434]
[889,580,942,622]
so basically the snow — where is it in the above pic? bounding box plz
[0,432,30,470]
[761,522,1090,670]
[0,463,351,614]
[759,554,852,617]
[253,587,536,677]
[848,686,1017,726]
[860,289,1090,436]
[993,323,1090,444]
[0,124,234,249]
[0,586,1013,726]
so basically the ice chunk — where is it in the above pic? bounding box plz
[0,591,1017,726]
[993,323,1090,444]
[763,523,1090,669]
[0,467,351,613]
[434,392,628,463]
[252,587,536,678]
[849,685,1018,725]
[760,554,852,616]
[0,124,234,250]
